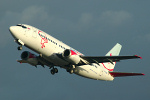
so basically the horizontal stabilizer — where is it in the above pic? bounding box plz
[109,72,145,77]
[17,60,27,63]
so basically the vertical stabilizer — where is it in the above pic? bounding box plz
[102,43,122,71]
[105,43,122,56]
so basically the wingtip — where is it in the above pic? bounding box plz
[135,55,142,59]
[138,73,145,76]
[141,73,145,75]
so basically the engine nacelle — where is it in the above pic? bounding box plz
[62,49,81,64]
[21,51,38,66]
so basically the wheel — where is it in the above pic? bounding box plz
[66,69,69,72]
[51,69,55,75]
[17,46,22,50]
[69,69,74,74]
[54,68,58,73]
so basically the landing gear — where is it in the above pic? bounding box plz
[66,65,75,74]
[17,45,22,50]
[70,69,74,74]
[50,68,58,75]
[66,69,74,74]
[15,39,24,50]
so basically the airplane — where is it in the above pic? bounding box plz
[9,24,144,81]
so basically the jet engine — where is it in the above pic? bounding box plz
[62,49,81,64]
[21,51,38,66]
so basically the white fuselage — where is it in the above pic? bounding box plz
[9,24,114,81]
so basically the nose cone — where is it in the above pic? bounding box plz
[9,26,16,34]
[9,26,18,38]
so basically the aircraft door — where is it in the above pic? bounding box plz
[99,70,103,76]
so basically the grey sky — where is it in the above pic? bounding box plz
[0,0,149,100]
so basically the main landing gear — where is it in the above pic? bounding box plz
[66,69,74,74]
[66,65,75,74]
[50,67,58,75]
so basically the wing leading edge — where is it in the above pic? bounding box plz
[80,55,142,64]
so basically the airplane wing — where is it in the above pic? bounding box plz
[80,55,142,64]
[109,72,145,77]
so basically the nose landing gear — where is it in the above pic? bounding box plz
[15,39,24,50]
[17,45,22,50]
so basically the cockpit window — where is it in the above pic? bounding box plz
[22,25,27,28]
[17,24,22,26]
[16,24,27,29]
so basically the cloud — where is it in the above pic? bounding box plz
[0,5,49,47]
[76,11,132,30]
[20,5,49,23]
[1,5,49,25]
[79,13,93,25]
[69,10,133,37]
[134,34,150,44]
[100,10,132,26]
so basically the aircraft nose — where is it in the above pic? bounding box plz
[9,26,16,33]
[9,26,19,37]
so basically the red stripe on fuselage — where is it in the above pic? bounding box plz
[102,63,114,71]
[102,53,115,71]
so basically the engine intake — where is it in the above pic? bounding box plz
[21,51,37,60]
[62,49,81,64]
[63,49,71,57]
[21,51,38,66]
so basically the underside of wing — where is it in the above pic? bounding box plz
[109,72,145,77]
[80,55,142,64]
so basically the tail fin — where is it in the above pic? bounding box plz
[102,43,122,71]
[105,43,122,56]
